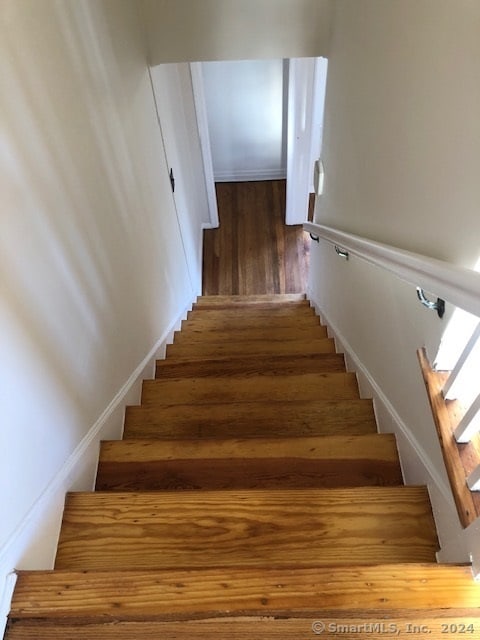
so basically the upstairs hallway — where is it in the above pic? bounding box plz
[202,180,310,295]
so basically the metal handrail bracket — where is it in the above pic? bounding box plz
[416,288,445,318]
[335,245,349,260]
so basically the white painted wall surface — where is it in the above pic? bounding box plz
[0,0,199,630]
[202,59,287,182]
[150,63,212,292]
[317,0,480,267]
[308,241,463,555]
[140,0,332,65]
[310,0,480,560]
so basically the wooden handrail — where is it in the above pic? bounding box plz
[304,222,480,318]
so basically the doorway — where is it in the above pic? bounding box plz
[195,57,328,226]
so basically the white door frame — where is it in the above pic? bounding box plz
[189,58,327,228]
[285,57,328,226]
[189,62,219,228]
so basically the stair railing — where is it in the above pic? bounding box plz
[304,222,480,318]
[304,221,480,529]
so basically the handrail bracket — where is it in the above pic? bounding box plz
[416,288,445,318]
[334,245,349,260]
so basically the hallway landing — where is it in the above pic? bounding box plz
[202,180,310,295]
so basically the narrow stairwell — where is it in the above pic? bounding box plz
[5,294,480,638]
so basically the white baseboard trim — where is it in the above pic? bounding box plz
[214,169,287,182]
[195,222,215,298]
[438,516,480,575]
[308,294,453,505]
[0,573,16,637]
[0,298,193,635]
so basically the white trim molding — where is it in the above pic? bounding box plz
[437,516,480,577]
[286,58,315,226]
[0,573,16,637]
[190,62,219,228]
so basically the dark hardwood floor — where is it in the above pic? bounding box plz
[202,180,310,295]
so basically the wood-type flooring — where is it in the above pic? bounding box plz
[202,180,310,295]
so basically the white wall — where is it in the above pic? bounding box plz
[310,0,480,561]
[318,0,480,268]
[202,59,287,182]
[140,0,332,65]
[0,0,200,629]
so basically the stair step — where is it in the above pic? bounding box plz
[5,290,457,638]
[181,312,320,331]
[194,293,307,308]
[12,563,476,627]
[95,434,402,491]
[124,398,378,439]
[141,372,360,405]
[187,301,319,320]
[9,615,480,639]
[155,353,346,378]
[167,336,336,359]
[188,305,316,319]
[173,324,328,343]
[54,487,438,571]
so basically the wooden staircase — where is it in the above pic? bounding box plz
[5,294,480,638]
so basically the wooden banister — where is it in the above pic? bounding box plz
[417,348,480,528]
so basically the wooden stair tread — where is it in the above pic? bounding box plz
[8,617,480,639]
[10,564,480,621]
[95,434,403,491]
[187,301,320,320]
[155,353,346,378]
[189,308,313,318]
[184,307,318,326]
[181,314,320,331]
[172,325,328,343]
[5,291,458,637]
[141,372,360,405]
[98,434,399,461]
[194,294,307,307]
[54,487,438,570]
[123,398,378,439]
[167,337,336,359]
